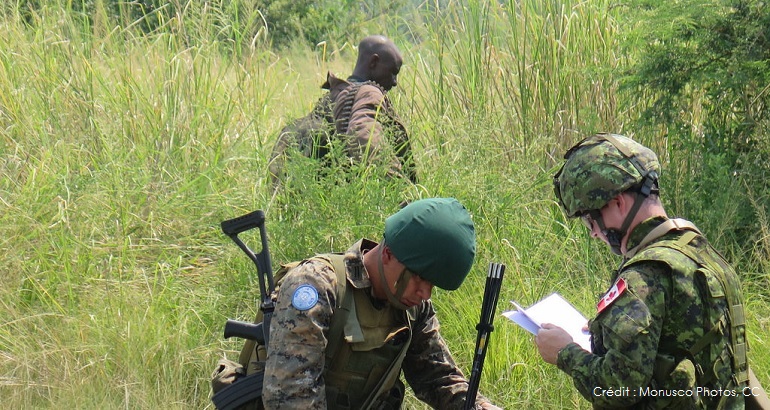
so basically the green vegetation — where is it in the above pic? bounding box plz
[618,0,770,256]
[1,1,767,408]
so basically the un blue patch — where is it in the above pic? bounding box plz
[291,284,319,311]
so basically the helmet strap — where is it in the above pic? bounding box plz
[377,244,411,310]
[595,192,647,256]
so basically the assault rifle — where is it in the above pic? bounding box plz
[464,262,505,410]
[212,210,275,410]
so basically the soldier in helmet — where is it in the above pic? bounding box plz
[260,198,500,409]
[536,133,754,408]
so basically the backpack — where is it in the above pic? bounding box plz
[267,81,367,187]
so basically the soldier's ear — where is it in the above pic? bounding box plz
[614,192,633,214]
[368,54,380,70]
[380,244,398,265]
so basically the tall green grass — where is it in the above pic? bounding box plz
[1,1,767,409]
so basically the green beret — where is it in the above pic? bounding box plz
[384,198,476,290]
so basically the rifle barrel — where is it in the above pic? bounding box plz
[464,262,505,410]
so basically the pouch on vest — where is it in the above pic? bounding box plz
[369,379,406,410]
[211,358,246,394]
[211,358,264,410]
[650,354,702,408]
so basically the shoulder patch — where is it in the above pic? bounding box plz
[597,278,627,314]
[291,284,319,311]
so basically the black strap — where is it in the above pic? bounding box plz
[211,371,264,410]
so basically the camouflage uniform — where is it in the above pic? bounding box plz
[268,72,416,185]
[552,134,750,409]
[262,238,490,410]
[556,216,748,409]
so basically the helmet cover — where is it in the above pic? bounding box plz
[554,133,660,218]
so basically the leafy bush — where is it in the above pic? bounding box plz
[621,0,770,161]
[254,0,368,49]
[15,0,365,51]
[618,0,770,256]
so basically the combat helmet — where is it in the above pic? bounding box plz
[554,133,660,218]
[553,133,661,255]
[384,197,476,291]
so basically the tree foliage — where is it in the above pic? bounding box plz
[19,0,171,31]
[619,0,770,254]
[251,0,410,49]
[252,0,359,49]
[621,0,770,167]
[16,0,371,50]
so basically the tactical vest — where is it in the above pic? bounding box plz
[269,78,415,185]
[240,253,416,410]
[621,219,748,407]
[324,273,416,409]
[292,79,396,160]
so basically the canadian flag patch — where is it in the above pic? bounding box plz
[597,278,627,313]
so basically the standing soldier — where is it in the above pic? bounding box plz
[539,133,758,408]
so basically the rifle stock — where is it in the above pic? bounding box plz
[221,210,266,236]
[220,210,275,347]
[213,210,276,410]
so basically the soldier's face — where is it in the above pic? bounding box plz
[370,246,433,307]
[371,52,402,91]
[395,272,433,307]
[587,196,629,249]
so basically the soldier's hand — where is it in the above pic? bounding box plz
[534,323,573,365]
[479,403,503,410]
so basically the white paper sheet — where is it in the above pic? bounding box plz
[502,292,592,352]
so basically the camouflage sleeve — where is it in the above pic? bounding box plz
[262,260,339,410]
[556,263,670,407]
[401,301,493,409]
